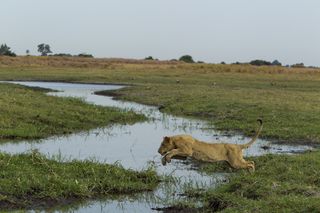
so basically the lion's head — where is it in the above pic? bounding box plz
[158,136,175,155]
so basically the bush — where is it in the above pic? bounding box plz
[52,53,73,57]
[78,53,94,58]
[291,63,305,68]
[179,55,194,63]
[145,56,154,60]
[249,59,272,66]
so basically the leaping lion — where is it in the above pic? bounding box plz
[158,119,263,171]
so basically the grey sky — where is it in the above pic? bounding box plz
[1,0,319,66]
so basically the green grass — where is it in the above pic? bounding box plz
[0,83,145,141]
[0,57,320,212]
[104,77,320,145]
[1,57,320,211]
[0,151,160,210]
[172,151,320,212]
[1,58,320,144]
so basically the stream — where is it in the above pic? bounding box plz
[1,81,312,212]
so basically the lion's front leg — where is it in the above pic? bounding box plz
[162,149,192,165]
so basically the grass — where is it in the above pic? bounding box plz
[1,56,320,144]
[0,82,145,141]
[167,151,320,212]
[1,56,320,211]
[0,150,160,210]
[101,74,320,145]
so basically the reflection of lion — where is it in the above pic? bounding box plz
[158,119,263,171]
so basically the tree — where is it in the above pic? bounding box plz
[37,43,52,56]
[179,55,194,63]
[145,56,154,60]
[0,44,16,57]
[26,49,30,56]
[272,60,282,66]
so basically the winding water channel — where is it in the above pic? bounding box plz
[2,81,312,212]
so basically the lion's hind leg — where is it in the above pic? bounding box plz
[227,155,255,172]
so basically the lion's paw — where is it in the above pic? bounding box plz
[161,157,167,166]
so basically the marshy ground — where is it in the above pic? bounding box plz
[0,56,319,212]
[0,151,159,210]
[0,82,145,141]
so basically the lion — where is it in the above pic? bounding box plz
[158,119,263,171]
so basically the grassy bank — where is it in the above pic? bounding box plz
[166,151,320,212]
[0,151,159,210]
[1,56,320,144]
[0,82,145,141]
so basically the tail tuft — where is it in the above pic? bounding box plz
[257,119,263,125]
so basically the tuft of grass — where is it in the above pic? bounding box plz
[0,83,146,141]
[0,151,160,210]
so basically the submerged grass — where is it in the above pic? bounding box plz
[0,83,145,141]
[0,151,160,210]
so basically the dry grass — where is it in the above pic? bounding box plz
[0,56,319,75]
[0,56,181,69]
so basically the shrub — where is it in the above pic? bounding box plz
[249,59,272,66]
[52,53,73,57]
[179,55,194,63]
[291,63,305,68]
[78,53,94,58]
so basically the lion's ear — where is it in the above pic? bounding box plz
[164,136,171,143]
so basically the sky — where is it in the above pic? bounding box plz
[1,0,320,66]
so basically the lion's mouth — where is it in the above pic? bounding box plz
[158,150,167,156]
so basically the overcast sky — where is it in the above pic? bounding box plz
[1,0,319,66]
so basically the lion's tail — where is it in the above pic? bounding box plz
[241,119,263,149]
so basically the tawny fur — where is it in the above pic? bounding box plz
[158,119,263,171]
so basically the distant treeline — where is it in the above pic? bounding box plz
[1,43,317,68]
[146,55,314,68]
[0,43,94,58]
[232,59,312,68]
[51,53,94,58]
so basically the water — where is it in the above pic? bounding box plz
[1,81,312,212]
